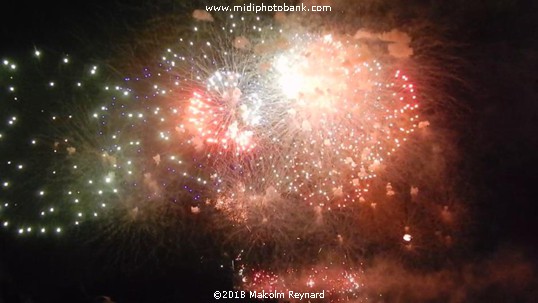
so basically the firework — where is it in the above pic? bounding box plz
[237,258,366,303]
[152,13,423,213]
[264,32,420,208]
[0,49,210,236]
[0,52,127,235]
[0,8,467,302]
[107,11,443,259]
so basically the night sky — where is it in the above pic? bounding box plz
[1,1,537,302]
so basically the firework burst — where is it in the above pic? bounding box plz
[0,8,467,302]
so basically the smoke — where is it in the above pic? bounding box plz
[363,248,536,302]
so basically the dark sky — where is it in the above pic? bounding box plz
[1,3,100,50]
[1,3,141,60]
[1,0,537,302]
